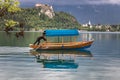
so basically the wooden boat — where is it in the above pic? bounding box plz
[29,29,94,50]
[29,41,93,50]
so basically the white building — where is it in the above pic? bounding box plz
[82,20,92,28]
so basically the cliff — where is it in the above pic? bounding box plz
[35,3,55,18]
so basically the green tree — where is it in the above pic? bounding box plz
[0,0,21,34]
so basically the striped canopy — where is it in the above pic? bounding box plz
[45,29,79,36]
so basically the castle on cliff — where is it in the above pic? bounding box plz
[35,3,55,18]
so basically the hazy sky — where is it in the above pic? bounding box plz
[19,0,120,5]
[18,0,120,24]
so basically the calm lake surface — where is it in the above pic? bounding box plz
[0,32,120,80]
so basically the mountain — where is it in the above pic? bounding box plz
[20,4,120,25]
[53,5,120,25]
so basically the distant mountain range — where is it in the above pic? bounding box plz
[20,4,120,25]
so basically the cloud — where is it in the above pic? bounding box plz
[87,0,120,5]
[19,0,120,5]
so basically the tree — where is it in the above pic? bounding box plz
[4,19,18,34]
[0,0,22,37]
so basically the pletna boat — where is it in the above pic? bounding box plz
[29,29,94,50]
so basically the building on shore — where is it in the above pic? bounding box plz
[82,20,93,28]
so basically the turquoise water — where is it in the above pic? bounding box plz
[0,32,120,80]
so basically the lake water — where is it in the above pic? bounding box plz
[0,32,120,80]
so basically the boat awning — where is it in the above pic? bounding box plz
[45,29,79,36]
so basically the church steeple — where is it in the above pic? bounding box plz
[88,20,91,25]
[88,20,92,28]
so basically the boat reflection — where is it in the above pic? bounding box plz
[30,49,93,69]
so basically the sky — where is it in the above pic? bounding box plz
[19,0,120,24]
[19,0,120,5]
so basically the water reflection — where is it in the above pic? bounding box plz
[30,49,93,69]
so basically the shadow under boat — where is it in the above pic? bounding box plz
[30,49,93,69]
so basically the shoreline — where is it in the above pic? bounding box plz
[0,30,120,34]
[78,31,120,34]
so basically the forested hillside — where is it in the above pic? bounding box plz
[0,8,81,31]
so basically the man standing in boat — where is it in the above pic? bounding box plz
[33,31,47,45]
